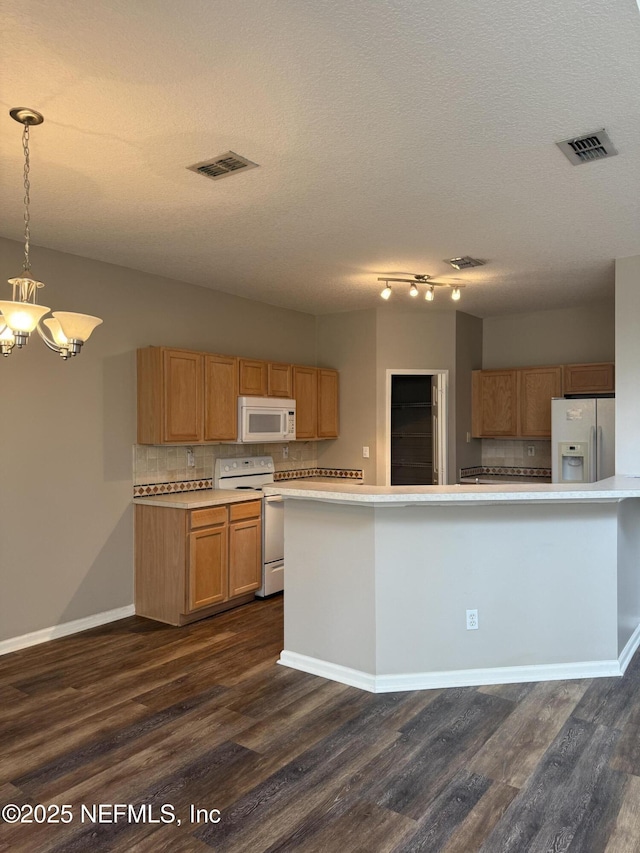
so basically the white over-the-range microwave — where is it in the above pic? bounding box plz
[237,396,296,443]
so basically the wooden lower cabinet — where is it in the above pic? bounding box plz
[135,499,262,626]
[188,524,228,611]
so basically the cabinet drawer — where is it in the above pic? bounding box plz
[229,500,262,522]
[190,506,227,529]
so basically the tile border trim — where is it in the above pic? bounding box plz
[133,469,363,496]
[134,479,213,497]
[460,465,551,479]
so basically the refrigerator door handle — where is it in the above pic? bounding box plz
[589,426,597,482]
[597,425,603,481]
[432,414,438,482]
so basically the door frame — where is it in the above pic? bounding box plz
[385,368,449,487]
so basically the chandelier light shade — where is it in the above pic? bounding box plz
[0,108,103,359]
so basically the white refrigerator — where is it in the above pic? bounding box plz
[551,397,615,484]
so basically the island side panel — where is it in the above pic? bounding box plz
[282,500,377,675]
[617,498,640,657]
[373,502,619,676]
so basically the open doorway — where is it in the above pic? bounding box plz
[386,369,448,486]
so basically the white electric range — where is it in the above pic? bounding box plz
[214,456,283,598]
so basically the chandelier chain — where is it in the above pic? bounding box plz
[22,121,31,272]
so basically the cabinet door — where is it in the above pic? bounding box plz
[293,366,318,439]
[204,354,238,441]
[471,370,518,437]
[229,518,262,597]
[239,359,268,396]
[317,369,339,438]
[563,363,614,395]
[519,366,562,437]
[188,525,228,610]
[268,362,292,398]
[163,349,203,443]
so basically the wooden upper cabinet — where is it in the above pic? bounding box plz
[204,354,238,441]
[317,369,339,438]
[138,346,339,444]
[563,363,614,395]
[518,366,562,437]
[137,347,203,444]
[163,349,203,442]
[293,366,318,439]
[239,359,267,396]
[267,362,293,398]
[472,370,518,437]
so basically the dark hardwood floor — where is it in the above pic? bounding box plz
[1,596,640,852]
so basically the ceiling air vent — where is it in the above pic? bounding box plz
[556,130,617,165]
[444,256,484,271]
[187,151,259,181]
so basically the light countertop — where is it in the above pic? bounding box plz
[262,476,640,506]
[133,489,262,509]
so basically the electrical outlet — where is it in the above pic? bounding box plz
[527,445,535,457]
[282,446,289,459]
[466,609,478,630]
[362,446,370,458]
[186,448,195,468]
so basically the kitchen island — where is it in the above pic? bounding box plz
[263,477,640,692]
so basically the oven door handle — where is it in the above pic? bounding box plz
[264,495,284,503]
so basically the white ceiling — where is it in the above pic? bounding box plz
[2,0,640,318]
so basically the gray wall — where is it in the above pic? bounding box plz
[455,312,483,473]
[374,309,457,484]
[482,303,615,369]
[615,256,640,475]
[316,309,377,483]
[0,236,316,643]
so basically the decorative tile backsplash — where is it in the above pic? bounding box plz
[132,443,363,496]
[481,439,552,469]
[133,442,319,489]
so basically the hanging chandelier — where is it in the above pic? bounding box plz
[378,275,463,302]
[0,108,102,359]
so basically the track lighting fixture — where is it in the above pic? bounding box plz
[377,276,464,303]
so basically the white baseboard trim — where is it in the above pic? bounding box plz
[278,651,378,691]
[618,622,640,674]
[278,650,622,693]
[0,605,136,658]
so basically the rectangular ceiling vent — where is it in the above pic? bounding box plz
[187,151,259,181]
[556,130,617,165]
[444,256,484,270]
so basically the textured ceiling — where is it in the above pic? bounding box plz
[2,0,640,318]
